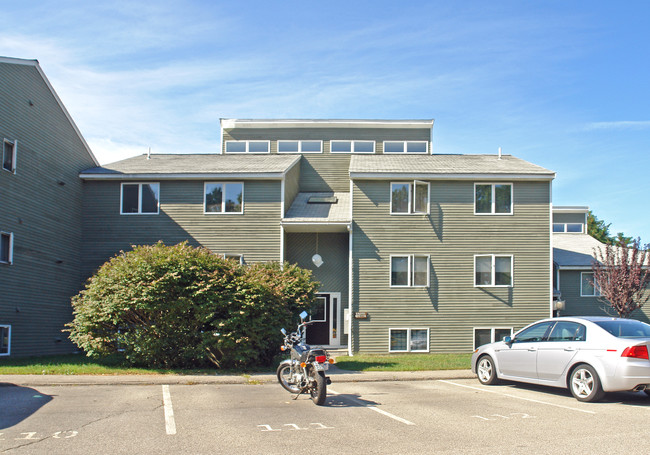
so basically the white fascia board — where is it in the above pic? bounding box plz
[557,265,594,271]
[350,172,556,181]
[552,206,590,213]
[221,118,434,130]
[80,172,286,180]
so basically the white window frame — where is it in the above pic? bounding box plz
[474,183,513,215]
[2,138,17,173]
[389,328,430,353]
[553,223,584,233]
[474,254,513,287]
[204,182,244,214]
[277,140,323,154]
[221,253,244,264]
[390,255,430,288]
[390,180,430,215]
[580,272,601,297]
[0,232,13,265]
[120,182,160,215]
[473,327,513,349]
[383,141,428,154]
[224,140,270,154]
[330,140,376,154]
[0,324,10,356]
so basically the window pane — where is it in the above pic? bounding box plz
[301,141,321,153]
[384,141,404,153]
[515,322,553,343]
[311,297,326,322]
[391,257,409,286]
[354,141,374,153]
[474,329,492,349]
[390,329,408,351]
[475,185,492,213]
[406,142,427,153]
[494,328,512,343]
[205,183,223,212]
[495,256,512,286]
[567,223,583,233]
[414,181,428,213]
[278,141,299,153]
[122,184,139,213]
[553,223,565,232]
[224,183,243,213]
[413,256,428,286]
[3,141,14,171]
[0,326,8,354]
[331,141,351,153]
[581,273,596,296]
[225,142,246,153]
[475,256,492,286]
[410,329,428,351]
[495,184,511,213]
[0,234,10,263]
[141,184,159,213]
[548,321,582,342]
[248,141,269,153]
[391,183,409,213]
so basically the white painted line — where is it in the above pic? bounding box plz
[438,380,596,415]
[162,385,177,435]
[329,389,415,425]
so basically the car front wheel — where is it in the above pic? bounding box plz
[477,355,499,385]
[569,364,605,402]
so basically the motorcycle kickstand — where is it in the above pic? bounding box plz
[293,385,309,400]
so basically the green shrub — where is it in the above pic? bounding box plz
[66,242,319,369]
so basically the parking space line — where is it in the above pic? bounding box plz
[438,380,596,414]
[162,385,177,435]
[329,389,415,425]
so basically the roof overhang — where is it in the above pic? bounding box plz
[221,118,434,130]
[281,221,351,233]
[350,172,556,180]
[80,172,287,180]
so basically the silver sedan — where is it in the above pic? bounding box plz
[471,316,650,402]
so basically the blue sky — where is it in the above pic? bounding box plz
[3,1,649,242]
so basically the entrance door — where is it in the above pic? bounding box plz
[305,293,341,346]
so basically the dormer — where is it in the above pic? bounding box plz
[552,206,588,234]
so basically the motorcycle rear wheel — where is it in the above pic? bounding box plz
[309,369,327,406]
[277,363,301,393]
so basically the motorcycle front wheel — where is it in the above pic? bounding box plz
[309,368,327,406]
[277,363,301,393]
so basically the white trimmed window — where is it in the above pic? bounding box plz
[475,183,512,215]
[0,325,10,355]
[391,255,429,287]
[330,140,375,154]
[121,183,160,214]
[205,183,244,214]
[278,140,322,154]
[0,232,13,265]
[391,181,429,214]
[3,139,17,173]
[389,328,429,352]
[580,272,601,296]
[221,253,244,264]
[224,140,270,154]
[474,327,512,349]
[474,255,513,287]
[383,141,428,154]
[553,223,583,233]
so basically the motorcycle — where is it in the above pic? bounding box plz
[277,311,333,405]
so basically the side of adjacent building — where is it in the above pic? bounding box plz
[0,57,98,356]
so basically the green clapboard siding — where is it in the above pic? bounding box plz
[82,180,283,278]
[553,213,586,225]
[0,61,97,356]
[351,179,552,353]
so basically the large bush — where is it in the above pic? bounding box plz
[66,242,319,369]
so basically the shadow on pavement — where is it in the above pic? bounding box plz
[0,383,53,429]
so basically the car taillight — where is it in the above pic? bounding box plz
[315,355,327,363]
[621,345,649,360]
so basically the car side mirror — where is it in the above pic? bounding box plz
[504,336,513,344]
[281,328,287,336]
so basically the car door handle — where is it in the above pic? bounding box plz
[564,347,576,352]
[527,347,537,352]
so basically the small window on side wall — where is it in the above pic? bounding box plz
[474,327,512,349]
[391,255,429,287]
[121,183,160,214]
[391,181,429,214]
[475,255,513,287]
[0,232,13,264]
[389,328,429,352]
[580,272,601,296]
[2,139,17,173]
[0,325,10,355]
[205,183,243,214]
[475,183,512,215]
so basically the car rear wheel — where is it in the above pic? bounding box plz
[477,355,499,385]
[569,364,605,402]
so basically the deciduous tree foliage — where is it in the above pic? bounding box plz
[592,239,650,318]
[66,242,319,369]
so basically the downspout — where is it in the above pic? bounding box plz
[348,179,354,357]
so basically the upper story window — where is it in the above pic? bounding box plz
[475,255,513,287]
[278,140,322,154]
[580,272,601,297]
[330,140,375,154]
[0,325,10,355]
[0,232,13,265]
[225,140,270,154]
[121,183,160,215]
[391,181,429,214]
[2,139,17,173]
[475,183,512,215]
[391,255,429,287]
[553,223,583,233]
[205,182,243,214]
[383,141,428,154]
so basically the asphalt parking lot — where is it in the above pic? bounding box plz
[2,377,649,454]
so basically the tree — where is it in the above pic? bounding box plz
[591,239,650,318]
[587,211,612,244]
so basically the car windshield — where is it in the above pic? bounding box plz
[594,319,650,339]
